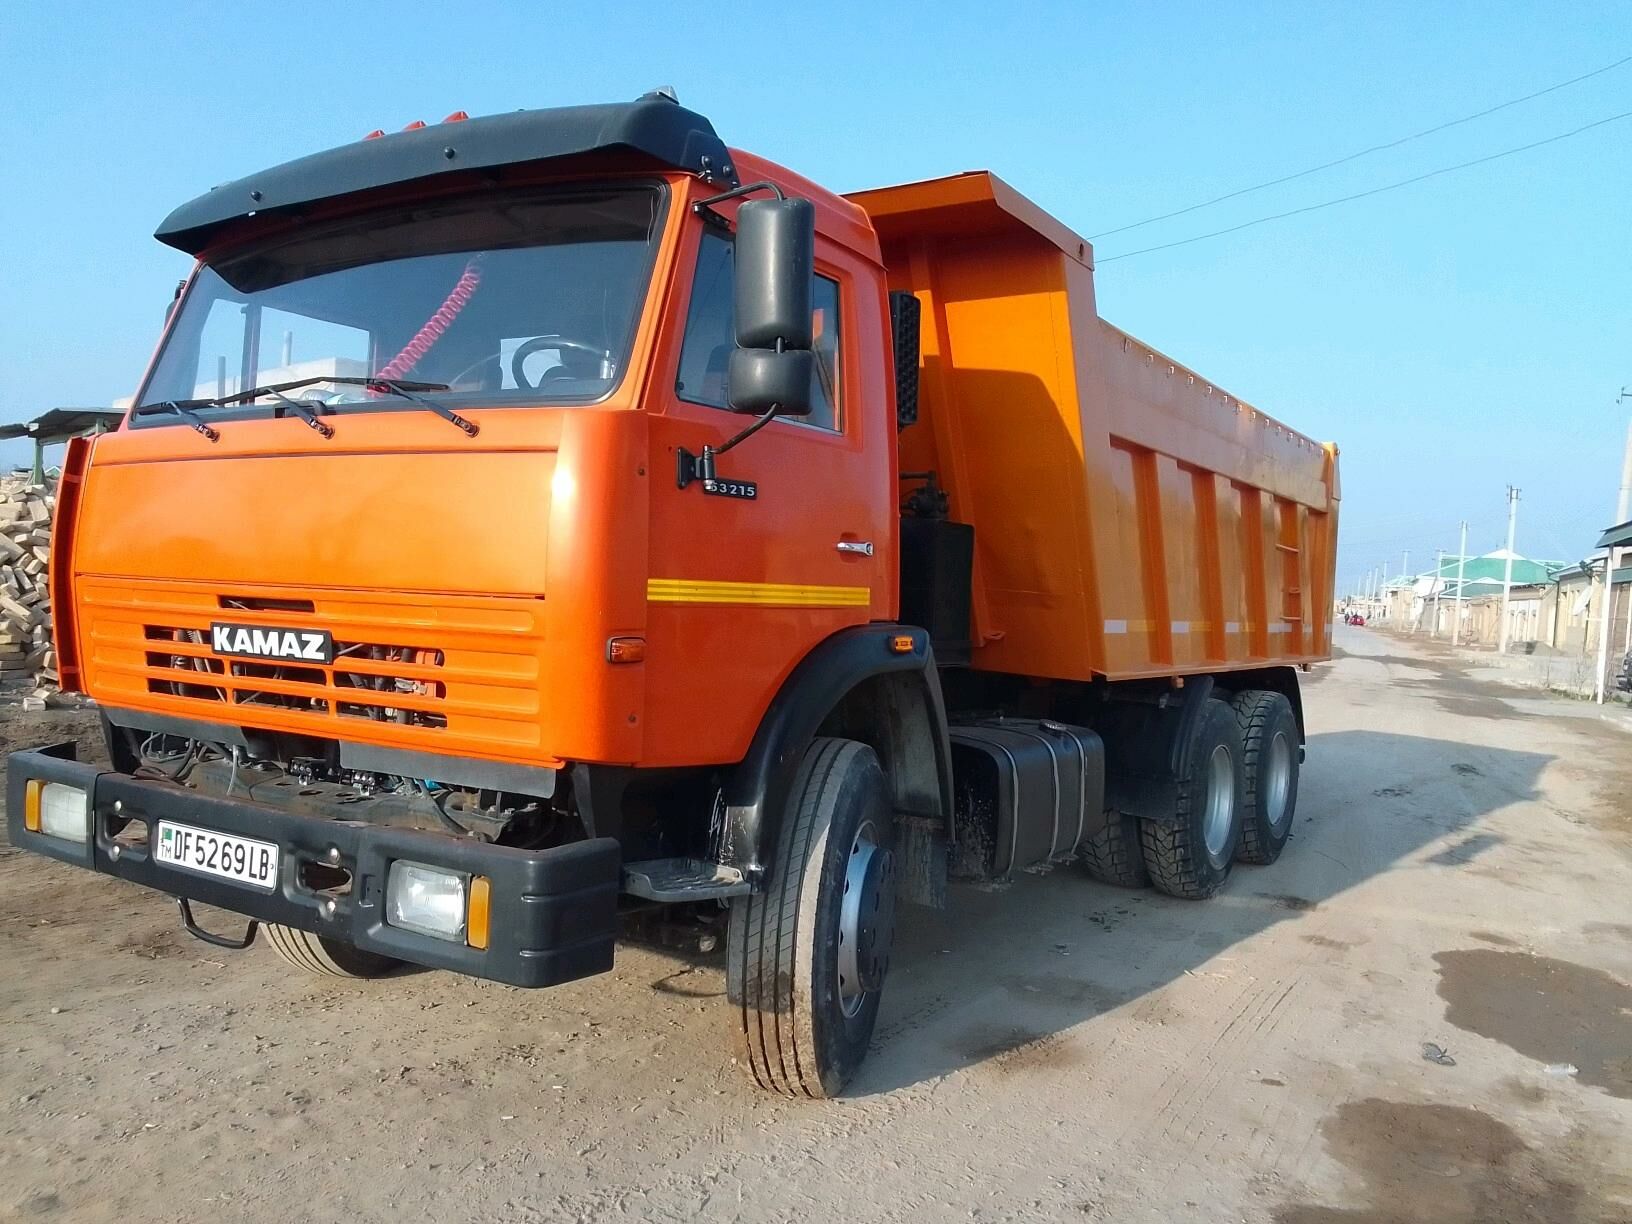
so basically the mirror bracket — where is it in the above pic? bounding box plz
[691,179,786,225]
[676,403,781,496]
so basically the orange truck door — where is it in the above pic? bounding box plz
[641,224,891,767]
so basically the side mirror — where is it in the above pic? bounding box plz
[728,198,814,416]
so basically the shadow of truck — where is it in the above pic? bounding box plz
[852,728,1553,1094]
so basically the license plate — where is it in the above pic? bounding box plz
[155,821,279,892]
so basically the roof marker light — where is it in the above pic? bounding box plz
[363,129,385,140]
[442,111,469,123]
[403,120,426,131]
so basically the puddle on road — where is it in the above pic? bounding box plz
[1432,692,1526,721]
[1434,949,1632,1099]
[1257,892,1319,912]
[1301,933,1360,951]
[952,1024,1087,1075]
[1001,972,1126,1011]
[1427,831,1504,867]
[1273,1098,1602,1223]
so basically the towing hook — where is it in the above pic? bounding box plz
[176,896,259,950]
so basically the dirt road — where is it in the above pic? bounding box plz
[2,625,1630,1222]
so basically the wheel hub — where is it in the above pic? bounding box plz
[1264,731,1293,833]
[1202,743,1236,862]
[837,821,896,1017]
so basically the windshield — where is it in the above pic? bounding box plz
[138,184,665,415]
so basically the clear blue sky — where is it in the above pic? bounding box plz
[3,1,1628,588]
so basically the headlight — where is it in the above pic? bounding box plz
[25,781,89,844]
[386,861,468,942]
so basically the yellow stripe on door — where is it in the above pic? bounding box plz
[646,578,871,607]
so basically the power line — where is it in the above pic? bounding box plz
[1096,107,1632,264]
[1088,53,1632,240]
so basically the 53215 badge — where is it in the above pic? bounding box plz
[702,478,757,500]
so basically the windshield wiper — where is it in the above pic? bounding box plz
[262,387,334,439]
[134,375,353,438]
[132,401,221,442]
[346,377,478,438]
[135,374,477,439]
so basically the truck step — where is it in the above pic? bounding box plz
[622,858,752,902]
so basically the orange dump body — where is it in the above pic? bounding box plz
[850,172,1340,682]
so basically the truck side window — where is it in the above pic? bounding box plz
[675,230,842,431]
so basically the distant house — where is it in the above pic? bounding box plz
[1542,561,1600,654]
[1587,519,1632,661]
[1414,550,1565,648]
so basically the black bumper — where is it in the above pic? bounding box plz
[5,744,620,988]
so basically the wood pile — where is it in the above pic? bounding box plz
[0,472,60,710]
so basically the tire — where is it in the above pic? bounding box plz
[1231,690,1300,865]
[1079,809,1149,888]
[263,924,400,979]
[727,737,897,1098]
[1139,698,1245,900]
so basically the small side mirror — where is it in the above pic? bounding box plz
[165,279,186,324]
[728,347,813,415]
[728,198,814,416]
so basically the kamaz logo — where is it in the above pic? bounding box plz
[209,622,334,664]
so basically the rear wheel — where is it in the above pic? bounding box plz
[1140,698,1244,900]
[1231,690,1300,865]
[727,737,897,1098]
[1079,809,1149,888]
[264,924,400,979]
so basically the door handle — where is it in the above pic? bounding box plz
[836,540,874,557]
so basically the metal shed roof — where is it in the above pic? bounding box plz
[1595,519,1632,550]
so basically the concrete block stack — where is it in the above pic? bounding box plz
[0,471,59,709]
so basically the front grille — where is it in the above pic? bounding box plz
[143,626,449,729]
[82,579,544,755]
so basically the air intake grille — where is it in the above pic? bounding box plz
[143,626,448,729]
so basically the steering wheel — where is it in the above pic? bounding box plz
[509,336,610,391]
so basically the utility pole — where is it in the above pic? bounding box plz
[1596,549,1614,703]
[1453,521,1469,646]
[1380,560,1389,622]
[1595,395,1632,702]
[1402,550,1411,631]
[1430,548,1444,637]
[1497,487,1519,654]
[1618,405,1632,523]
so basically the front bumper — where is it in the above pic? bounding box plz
[6,743,620,988]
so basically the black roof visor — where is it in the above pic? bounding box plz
[155,97,735,255]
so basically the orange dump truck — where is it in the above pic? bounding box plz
[11,95,1337,1096]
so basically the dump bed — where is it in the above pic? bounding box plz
[848,172,1339,683]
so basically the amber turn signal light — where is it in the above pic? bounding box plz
[22,779,43,832]
[607,636,646,664]
[888,634,917,654]
[466,876,491,951]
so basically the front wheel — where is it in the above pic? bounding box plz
[726,737,897,1098]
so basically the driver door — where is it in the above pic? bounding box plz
[640,218,892,767]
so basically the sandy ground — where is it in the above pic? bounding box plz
[1,623,1629,1223]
